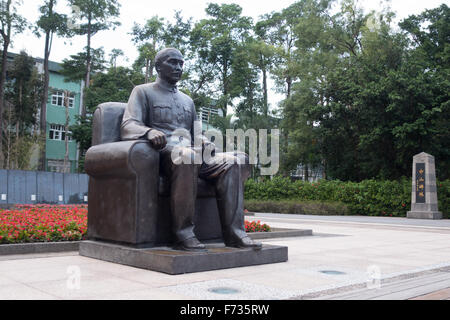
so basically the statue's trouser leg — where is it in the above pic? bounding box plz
[215,164,247,241]
[210,153,251,242]
[161,148,199,243]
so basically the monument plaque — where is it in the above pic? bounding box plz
[407,152,442,220]
[415,163,426,204]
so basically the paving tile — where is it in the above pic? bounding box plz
[0,282,59,300]
[114,268,218,288]
[410,288,450,300]
[25,276,151,300]
[232,269,339,291]
[161,278,300,300]
[0,275,20,286]
[91,288,194,300]
[4,264,103,284]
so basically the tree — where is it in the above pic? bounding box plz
[35,0,71,171]
[0,0,27,168]
[130,16,164,83]
[67,0,121,116]
[132,42,158,83]
[231,42,265,130]
[60,47,106,82]
[108,48,123,70]
[279,0,449,181]
[395,4,450,179]
[163,11,192,54]
[246,25,280,117]
[70,66,144,171]
[4,51,43,169]
[190,3,252,117]
[260,0,331,99]
[6,51,41,134]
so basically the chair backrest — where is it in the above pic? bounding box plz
[91,102,127,146]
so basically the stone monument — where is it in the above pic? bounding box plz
[407,152,442,220]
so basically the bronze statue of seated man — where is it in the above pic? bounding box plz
[120,48,262,251]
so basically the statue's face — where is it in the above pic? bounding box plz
[157,51,184,85]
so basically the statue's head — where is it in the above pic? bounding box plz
[155,48,184,85]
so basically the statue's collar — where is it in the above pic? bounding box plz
[156,77,178,93]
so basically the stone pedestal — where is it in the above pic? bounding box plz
[407,152,442,220]
[79,241,288,275]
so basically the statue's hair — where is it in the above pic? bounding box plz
[155,48,183,67]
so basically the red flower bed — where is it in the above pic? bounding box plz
[245,220,271,233]
[0,204,269,244]
[0,204,87,244]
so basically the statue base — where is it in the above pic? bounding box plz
[79,240,288,275]
[407,211,443,220]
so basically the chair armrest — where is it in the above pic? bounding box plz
[85,140,160,179]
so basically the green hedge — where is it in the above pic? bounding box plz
[245,200,349,215]
[244,177,450,217]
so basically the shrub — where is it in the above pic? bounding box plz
[245,178,449,217]
[245,200,349,215]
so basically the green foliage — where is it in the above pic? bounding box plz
[35,0,70,38]
[190,3,252,117]
[60,47,106,82]
[0,0,29,168]
[280,1,450,181]
[69,66,145,171]
[245,177,450,217]
[2,51,43,170]
[67,0,121,36]
[6,51,42,132]
[245,199,349,215]
[130,12,192,83]
[84,66,143,111]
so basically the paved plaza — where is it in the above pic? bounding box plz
[0,214,449,300]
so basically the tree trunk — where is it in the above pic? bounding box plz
[39,0,54,171]
[149,59,154,80]
[286,76,292,98]
[39,32,50,171]
[6,103,11,169]
[18,78,22,137]
[14,122,19,169]
[145,58,149,83]
[262,66,268,116]
[0,0,12,169]
[83,13,92,117]
[63,90,70,173]
[0,39,10,169]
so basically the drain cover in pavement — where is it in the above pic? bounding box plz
[208,287,240,295]
[320,270,346,275]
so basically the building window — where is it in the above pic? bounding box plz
[49,124,72,141]
[201,107,219,123]
[51,90,74,108]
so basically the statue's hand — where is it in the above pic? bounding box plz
[203,141,216,157]
[147,129,167,149]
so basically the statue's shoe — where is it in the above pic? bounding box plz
[175,237,207,252]
[225,236,262,250]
